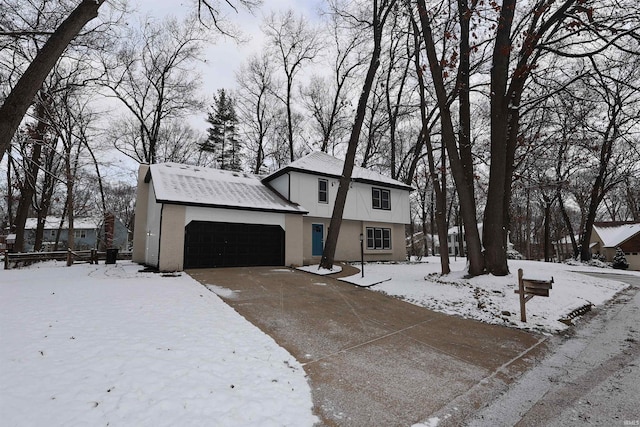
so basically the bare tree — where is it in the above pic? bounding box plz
[413,0,485,276]
[263,9,321,162]
[301,12,365,154]
[320,0,399,270]
[0,0,258,162]
[576,55,640,261]
[0,0,111,163]
[102,16,204,164]
[235,53,278,174]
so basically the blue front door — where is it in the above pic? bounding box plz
[312,224,324,256]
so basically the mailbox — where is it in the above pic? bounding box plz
[523,277,553,297]
[516,269,553,322]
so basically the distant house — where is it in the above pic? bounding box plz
[444,224,519,258]
[133,151,412,271]
[22,216,129,252]
[553,235,580,261]
[590,222,640,271]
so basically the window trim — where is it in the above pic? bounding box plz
[372,187,391,210]
[366,227,392,250]
[318,178,328,204]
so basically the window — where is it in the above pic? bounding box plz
[74,230,87,239]
[318,179,328,203]
[372,187,390,210]
[366,227,391,250]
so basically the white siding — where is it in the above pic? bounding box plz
[185,206,286,228]
[145,182,162,267]
[288,172,410,224]
[268,174,289,200]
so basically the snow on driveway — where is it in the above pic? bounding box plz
[0,261,317,426]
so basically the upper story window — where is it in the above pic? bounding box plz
[318,178,328,203]
[372,187,390,210]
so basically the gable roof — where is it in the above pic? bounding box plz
[24,216,101,230]
[593,222,640,247]
[262,151,413,191]
[147,163,307,214]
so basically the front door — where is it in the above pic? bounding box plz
[312,224,324,256]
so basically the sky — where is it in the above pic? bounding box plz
[135,0,325,103]
[95,0,326,182]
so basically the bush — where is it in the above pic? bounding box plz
[506,248,523,260]
[612,247,629,270]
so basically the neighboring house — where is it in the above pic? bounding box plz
[22,216,129,252]
[445,224,518,258]
[133,152,412,271]
[553,235,580,261]
[446,225,466,257]
[590,222,640,271]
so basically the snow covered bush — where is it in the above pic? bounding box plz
[506,248,523,260]
[612,247,629,270]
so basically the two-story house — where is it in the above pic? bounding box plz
[263,152,412,264]
[132,152,412,271]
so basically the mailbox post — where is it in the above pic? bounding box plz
[515,268,553,322]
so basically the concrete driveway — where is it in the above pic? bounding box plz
[188,266,547,426]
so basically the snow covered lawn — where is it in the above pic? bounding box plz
[341,258,633,333]
[0,261,316,426]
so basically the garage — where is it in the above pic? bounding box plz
[184,221,285,268]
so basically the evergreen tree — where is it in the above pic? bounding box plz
[612,247,629,270]
[202,89,243,171]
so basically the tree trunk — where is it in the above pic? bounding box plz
[543,197,551,262]
[0,0,105,162]
[13,99,49,252]
[482,0,517,276]
[320,0,393,270]
[415,0,483,276]
[557,190,579,258]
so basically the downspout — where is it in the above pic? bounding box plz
[157,204,163,270]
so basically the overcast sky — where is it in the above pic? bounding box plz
[135,0,324,100]
[97,0,325,181]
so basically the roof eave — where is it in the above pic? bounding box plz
[156,199,308,215]
[263,166,413,191]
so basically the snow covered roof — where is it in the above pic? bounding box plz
[148,163,307,214]
[593,222,640,247]
[24,216,101,230]
[263,151,413,191]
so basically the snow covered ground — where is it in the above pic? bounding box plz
[339,257,635,333]
[0,261,317,427]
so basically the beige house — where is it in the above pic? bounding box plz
[133,152,412,271]
[590,222,640,271]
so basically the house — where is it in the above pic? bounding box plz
[132,152,412,271]
[444,224,520,258]
[21,216,129,252]
[590,222,640,270]
[553,234,580,261]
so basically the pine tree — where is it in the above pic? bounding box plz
[612,247,629,270]
[202,89,243,171]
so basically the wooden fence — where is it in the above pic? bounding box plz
[3,249,132,270]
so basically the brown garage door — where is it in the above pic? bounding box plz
[184,221,285,268]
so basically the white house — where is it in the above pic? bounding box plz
[132,152,412,271]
